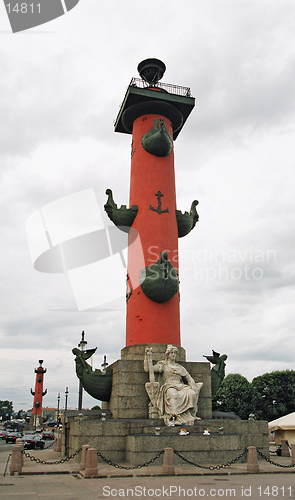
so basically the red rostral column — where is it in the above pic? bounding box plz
[105,59,197,348]
[30,360,47,424]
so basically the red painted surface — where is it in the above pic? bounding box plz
[32,364,46,416]
[126,114,181,347]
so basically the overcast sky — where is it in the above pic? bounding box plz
[0,0,294,414]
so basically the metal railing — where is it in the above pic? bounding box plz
[129,77,192,97]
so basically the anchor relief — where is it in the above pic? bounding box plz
[149,190,169,214]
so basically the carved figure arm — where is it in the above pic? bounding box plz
[144,347,163,379]
[144,347,153,373]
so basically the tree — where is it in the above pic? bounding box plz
[15,409,24,419]
[212,373,253,420]
[251,370,295,421]
[0,400,13,421]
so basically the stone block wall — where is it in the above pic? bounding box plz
[109,359,150,419]
[62,413,269,466]
[108,354,212,420]
[126,419,269,465]
[182,361,212,419]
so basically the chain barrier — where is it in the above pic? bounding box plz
[257,449,295,469]
[21,447,82,465]
[173,448,248,470]
[96,449,164,470]
[18,443,295,472]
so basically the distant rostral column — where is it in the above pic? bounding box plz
[30,360,47,426]
[105,59,198,348]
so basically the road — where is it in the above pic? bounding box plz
[0,435,54,452]
[0,438,14,453]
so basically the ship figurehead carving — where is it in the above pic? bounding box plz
[72,347,113,402]
[141,118,173,157]
[139,251,179,303]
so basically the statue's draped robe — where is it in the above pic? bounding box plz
[154,361,200,424]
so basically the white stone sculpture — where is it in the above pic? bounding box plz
[144,345,203,426]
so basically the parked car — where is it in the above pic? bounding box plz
[42,430,54,440]
[0,429,8,439]
[22,434,45,450]
[5,432,23,444]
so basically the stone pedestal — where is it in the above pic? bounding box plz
[247,446,259,473]
[54,436,61,452]
[121,344,186,362]
[79,444,90,470]
[63,344,269,467]
[84,448,98,478]
[62,415,270,466]
[10,444,23,475]
[162,447,174,475]
[108,344,212,420]
[29,414,43,427]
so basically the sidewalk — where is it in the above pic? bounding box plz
[2,446,295,476]
[0,447,294,500]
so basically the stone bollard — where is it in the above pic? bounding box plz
[281,440,290,457]
[291,444,295,465]
[162,447,174,475]
[54,436,62,452]
[15,438,24,466]
[80,444,90,470]
[10,444,23,475]
[247,446,259,473]
[84,448,98,478]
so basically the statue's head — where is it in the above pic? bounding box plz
[165,344,178,360]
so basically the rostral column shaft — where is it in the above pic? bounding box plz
[31,360,47,417]
[109,59,196,349]
[127,114,179,346]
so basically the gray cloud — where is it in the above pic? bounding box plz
[1,0,295,410]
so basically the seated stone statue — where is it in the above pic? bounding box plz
[144,345,203,426]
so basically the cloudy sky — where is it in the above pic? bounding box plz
[0,0,294,414]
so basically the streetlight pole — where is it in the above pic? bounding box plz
[65,387,69,411]
[78,331,87,411]
[57,393,60,426]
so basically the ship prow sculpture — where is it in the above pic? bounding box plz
[72,347,113,402]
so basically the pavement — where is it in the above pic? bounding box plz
[0,446,294,500]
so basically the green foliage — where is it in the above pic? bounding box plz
[251,370,295,421]
[15,409,26,419]
[212,373,253,420]
[211,369,295,421]
[0,400,13,421]
[91,405,101,411]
